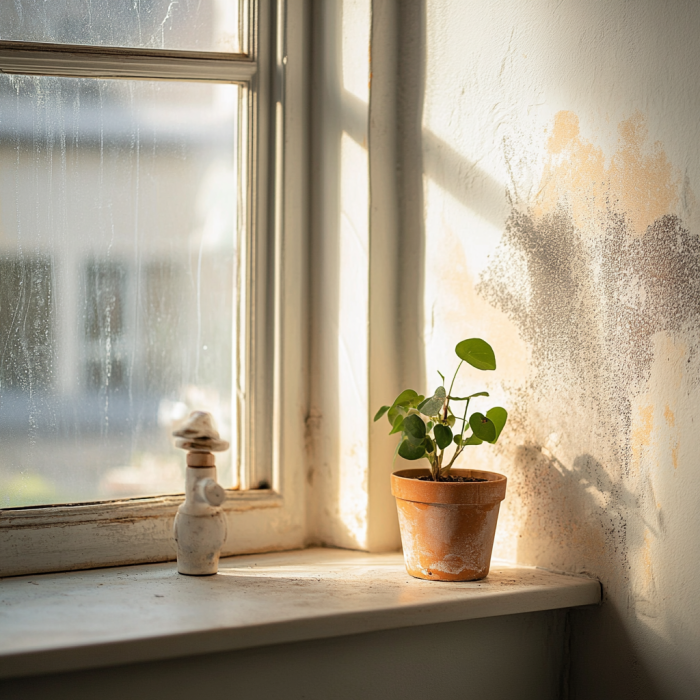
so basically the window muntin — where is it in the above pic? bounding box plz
[0,0,242,54]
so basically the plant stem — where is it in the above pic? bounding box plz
[459,398,470,442]
[443,398,470,474]
[443,360,463,421]
[447,360,463,398]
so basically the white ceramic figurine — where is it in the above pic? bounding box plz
[172,411,229,575]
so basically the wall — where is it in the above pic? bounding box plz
[307,0,402,551]
[0,612,567,700]
[406,1,700,698]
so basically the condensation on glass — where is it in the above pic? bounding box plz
[0,74,240,506]
[0,0,241,54]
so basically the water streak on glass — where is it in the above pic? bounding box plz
[0,75,239,506]
[0,1,241,53]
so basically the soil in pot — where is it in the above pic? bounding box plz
[391,468,507,582]
[416,475,487,483]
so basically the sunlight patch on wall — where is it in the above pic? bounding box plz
[341,0,370,104]
[422,177,529,395]
[336,131,370,548]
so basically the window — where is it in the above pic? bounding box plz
[0,1,308,576]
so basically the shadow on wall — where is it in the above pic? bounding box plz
[307,0,351,546]
[513,446,668,699]
[396,0,427,390]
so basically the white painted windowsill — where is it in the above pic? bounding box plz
[0,547,600,680]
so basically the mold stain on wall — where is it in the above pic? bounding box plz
[476,111,700,690]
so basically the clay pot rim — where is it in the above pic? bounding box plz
[391,468,507,505]
[393,467,506,483]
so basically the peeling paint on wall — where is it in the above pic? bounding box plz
[535,111,682,236]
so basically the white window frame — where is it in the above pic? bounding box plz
[0,0,309,577]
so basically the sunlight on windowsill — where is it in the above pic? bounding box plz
[0,547,600,681]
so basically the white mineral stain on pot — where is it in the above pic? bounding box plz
[396,496,502,580]
[430,553,467,576]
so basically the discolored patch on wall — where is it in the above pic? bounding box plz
[479,145,700,458]
[535,111,681,237]
[479,207,700,460]
[477,112,700,581]
[631,404,655,477]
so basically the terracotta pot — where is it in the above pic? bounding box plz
[391,468,507,581]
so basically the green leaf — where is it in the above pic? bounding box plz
[424,437,436,454]
[403,414,426,443]
[453,434,463,446]
[455,338,496,371]
[387,404,407,425]
[392,389,419,407]
[434,424,453,450]
[426,421,434,432]
[374,405,390,422]
[469,412,496,442]
[486,407,508,443]
[388,390,420,425]
[463,433,483,445]
[398,439,426,461]
[449,391,490,400]
[446,414,456,428]
[389,414,404,435]
[418,386,447,416]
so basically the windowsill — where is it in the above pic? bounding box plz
[0,547,600,680]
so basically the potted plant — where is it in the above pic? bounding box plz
[374,338,508,581]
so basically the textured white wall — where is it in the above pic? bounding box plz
[416,1,700,698]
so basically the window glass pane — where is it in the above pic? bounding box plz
[0,256,54,391]
[0,0,241,54]
[0,75,239,507]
